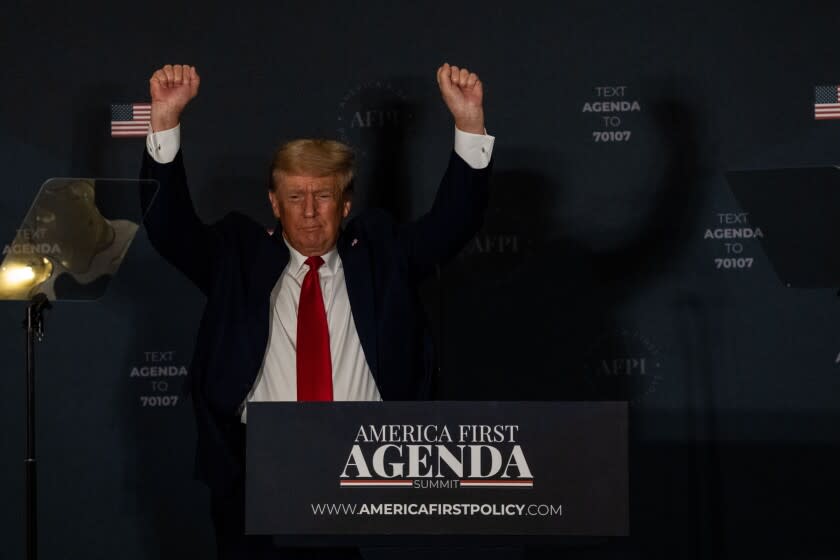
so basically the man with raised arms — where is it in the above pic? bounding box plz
[141,62,494,558]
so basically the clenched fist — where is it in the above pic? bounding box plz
[149,64,200,131]
[436,63,484,134]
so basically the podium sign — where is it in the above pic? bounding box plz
[246,401,628,538]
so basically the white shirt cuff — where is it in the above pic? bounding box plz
[146,124,181,164]
[453,127,495,169]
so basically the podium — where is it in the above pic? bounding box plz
[245,401,628,547]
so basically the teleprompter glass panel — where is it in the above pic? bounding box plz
[0,178,158,301]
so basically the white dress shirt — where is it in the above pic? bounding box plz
[244,238,382,420]
[145,123,495,422]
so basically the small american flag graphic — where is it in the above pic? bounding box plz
[814,86,840,120]
[111,103,151,137]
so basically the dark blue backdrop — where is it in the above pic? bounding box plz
[2,2,839,558]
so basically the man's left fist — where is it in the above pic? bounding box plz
[437,63,484,134]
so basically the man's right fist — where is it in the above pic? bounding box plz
[149,64,200,131]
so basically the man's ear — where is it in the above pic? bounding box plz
[342,196,352,219]
[268,189,281,219]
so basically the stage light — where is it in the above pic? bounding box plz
[0,258,53,297]
[2,264,36,285]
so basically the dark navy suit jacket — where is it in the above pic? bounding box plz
[140,149,492,496]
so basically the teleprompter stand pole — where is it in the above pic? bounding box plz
[24,293,50,560]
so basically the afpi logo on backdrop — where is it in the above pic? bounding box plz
[458,202,523,259]
[459,233,520,256]
[339,423,533,489]
[584,329,664,404]
[337,81,413,157]
[454,170,549,265]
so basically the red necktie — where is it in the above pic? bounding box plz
[296,256,333,401]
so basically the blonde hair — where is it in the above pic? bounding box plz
[269,139,355,193]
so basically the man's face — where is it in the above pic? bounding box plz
[268,174,351,256]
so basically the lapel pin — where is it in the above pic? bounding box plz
[351,238,358,247]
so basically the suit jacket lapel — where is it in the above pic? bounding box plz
[338,233,379,379]
[247,226,289,368]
